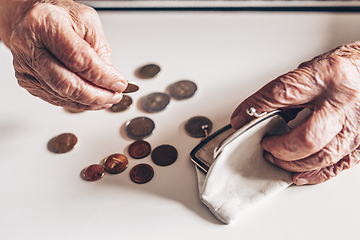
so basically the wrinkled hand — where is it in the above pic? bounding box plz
[231,42,360,185]
[9,0,127,110]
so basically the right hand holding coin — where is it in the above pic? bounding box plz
[1,0,127,110]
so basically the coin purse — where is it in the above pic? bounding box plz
[190,110,293,224]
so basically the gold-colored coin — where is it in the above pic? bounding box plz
[123,81,139,94]
[47,133,77,153]
[136,64,161,79]
[108,95,133,112]
[169,80,197,100]
[103,153,128,174]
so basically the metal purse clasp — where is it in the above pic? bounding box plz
[190,109,285,173]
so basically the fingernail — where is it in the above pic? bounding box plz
[111,81,126,93]
[294,178,308,186]
[108,93,122,104]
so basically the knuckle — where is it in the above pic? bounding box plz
[297,130,321,153]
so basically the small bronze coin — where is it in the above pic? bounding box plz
[47,133,77,153]
[185,116,213,138]
[141,92,170,113]
[151,144,178,166]
[108,95,133,112]
[123,81,139,94]
[125,116,155,139]
[130,164,154,184]
[128,140,151,159]
[83,164,105,182]
[103,153,128,174]
[169,80,197,100]
[136,64,161,79]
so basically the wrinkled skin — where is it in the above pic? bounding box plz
[9,0,127,110]
[231,42,360,185]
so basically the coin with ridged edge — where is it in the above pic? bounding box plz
[103,153,128,174]
[47,133,77,153]
[151,144,178,166]
[128,140,151,159]
[141,92,170,113]
[185,116,213,138]
[136,64,161,79]
[130,164,154,184]
[125,116,155,139]
[109,95,133,112]
[169,80,197,100]
[82,164,105,182]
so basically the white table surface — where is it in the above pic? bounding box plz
[2,10,360,240]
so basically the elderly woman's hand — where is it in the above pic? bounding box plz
[231,42,360,185]
[2,0,127,110]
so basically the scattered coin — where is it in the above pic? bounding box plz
[103,153,128,174]
[83,164,105,182]
[64,107,85,113]
[108,95,133,112]
[141,92,170,113]
[125,116,155,139]
[185,116,213,138]
[130,164,154,184]
[128,140,152,159]
[47,133,77,153]
[151,144,178,166]
[136,64,161,79]
[169,80,197,100]
[123,81,139,94]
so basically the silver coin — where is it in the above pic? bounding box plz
[136,64,161,79]
[169,80,197,100]
[185,116,213,138]
[141,92,170,113]
[125,116,155,139]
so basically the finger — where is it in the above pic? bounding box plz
[292,148,360,185]
[263,116,360,172]
[29,48,123,107]
[16,72,121,110]
[261,104,343,160]
[231,66,324,130]
[37,6,127,93]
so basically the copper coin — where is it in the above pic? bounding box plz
[47,133,77,153]
[185,116,213,138]
[130,164,154,184]
[123,81,139,94]
[136,64,161,79]
[169,80,197,100]
[128,140,151,159]
[125,116,155,139]
[108,95,133,112]
[83,164,105,181]
[151,144,178,166]
[103,153,128,174]
[141,92,170,113]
